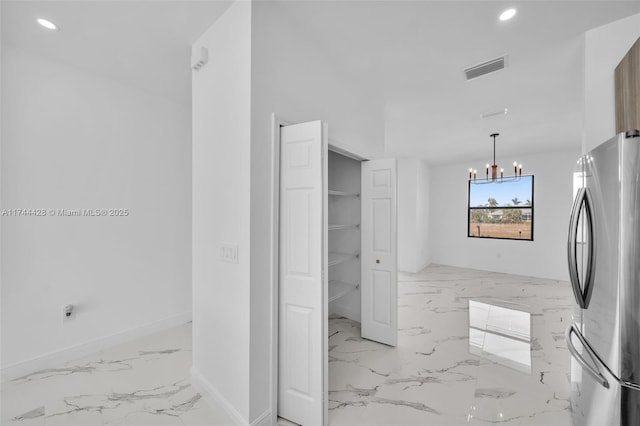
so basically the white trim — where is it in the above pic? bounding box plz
[251,409,273,426]
[416,260,432,273]
[188,370,272,426]
[190,367,246,425]
[322,123,330,425]
[399,260,432,274]
[330,304,360,323]
[1,311,192,382]
[270,113,287,424]
[328,140,369,162]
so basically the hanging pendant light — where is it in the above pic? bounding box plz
[468,133,522,184]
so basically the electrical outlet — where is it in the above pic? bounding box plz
[62,304,75,322]
[220,242,239,263]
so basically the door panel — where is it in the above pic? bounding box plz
[372,199,391,251]
[372,271,391,324]
[279,121,325,425]
[285,304,311,395]
[286,190,311,274]
[361,158,397,346]
[619,133,640,386]
[582,136,621,377]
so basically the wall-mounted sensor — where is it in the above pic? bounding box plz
[191,47,208,71]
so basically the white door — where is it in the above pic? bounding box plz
[278,120,326,425]
[361,158,398,346]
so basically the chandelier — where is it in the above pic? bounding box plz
[468,133,522,184]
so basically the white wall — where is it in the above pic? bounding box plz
[584,13,640,152]
[192,3,384,422]
[190,1,252,423]
[430,149,579,281]
[1,46,192,378]
[398,159,418,272]
[415,160,431,271]
[397,158,431,273]
[250,1,385,162]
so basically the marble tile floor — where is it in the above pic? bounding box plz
[327,264,574,426]
[3,264,574,426]
[1,323,234,426]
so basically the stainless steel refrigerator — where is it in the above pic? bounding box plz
[566,130,640,425]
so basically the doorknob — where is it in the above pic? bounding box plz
[376,259,380,264]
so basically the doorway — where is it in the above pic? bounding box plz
[271,115,398,425]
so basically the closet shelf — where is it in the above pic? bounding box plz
[328,252,359,267]
[328,224,360,231]
[328,190,360,198]
[328,280,359,303]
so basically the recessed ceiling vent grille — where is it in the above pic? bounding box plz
[465,56,507,81]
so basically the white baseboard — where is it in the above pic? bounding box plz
[190,367,248,425]
[1,311,192,382]
[190,368,272,426]
[416,259,432,273]
[330,303,360,323]
[399,260,432,274]
[251,409,272,426]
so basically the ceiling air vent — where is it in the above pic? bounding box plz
[464,55,507,81]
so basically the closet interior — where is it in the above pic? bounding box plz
[327,150,362,323]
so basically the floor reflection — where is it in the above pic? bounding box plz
[468,300,532,374]
[328,265,573,425]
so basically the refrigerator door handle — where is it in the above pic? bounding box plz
[566,324,609,389]
[581,188,596,309]
[567,188,583,305]
[567,187,596,309]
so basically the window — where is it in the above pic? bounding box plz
[468,176,534,241]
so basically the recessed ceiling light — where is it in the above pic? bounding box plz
[37,18,58,30]
[499,8,517,21]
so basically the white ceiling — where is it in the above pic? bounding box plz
[2,1,640,164]
[272,1,640,164]
[1,1,233,105]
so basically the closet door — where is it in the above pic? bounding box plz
[361,158,398,346]
[278,120,326,426]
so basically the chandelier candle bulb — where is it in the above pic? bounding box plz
[468,134,521,183]
[469,135,522,185]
